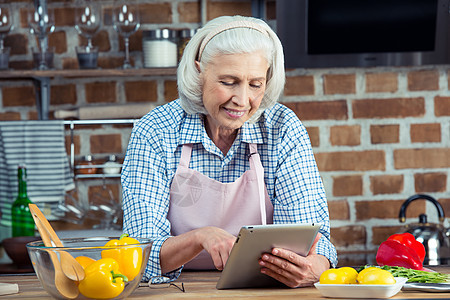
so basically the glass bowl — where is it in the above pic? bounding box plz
[27,236,152,300]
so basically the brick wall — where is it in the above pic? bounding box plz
[1,0,449,257]
[283,67,450,255]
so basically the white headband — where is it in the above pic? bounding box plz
[197,20,270,61]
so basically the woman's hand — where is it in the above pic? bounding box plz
[194,226,236,270]
[258,233,330,288]
[160,226,235,273]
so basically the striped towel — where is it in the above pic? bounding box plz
[0,121,75,230]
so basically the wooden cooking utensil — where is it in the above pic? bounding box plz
[28,204,85,281]
[28,204,82,299]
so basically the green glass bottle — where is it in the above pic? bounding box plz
[11,165,35,237]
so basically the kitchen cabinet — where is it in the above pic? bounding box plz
[0,68,177,120]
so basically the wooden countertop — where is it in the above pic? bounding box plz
[1,268,449,299]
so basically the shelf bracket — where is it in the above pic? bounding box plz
[33,76,51,120]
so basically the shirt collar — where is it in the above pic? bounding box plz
[178,113,265,145]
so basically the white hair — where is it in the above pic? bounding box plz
[177,15,285,123]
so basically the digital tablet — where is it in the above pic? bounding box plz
[216,223,321,289]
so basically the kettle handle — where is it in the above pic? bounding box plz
[399,194,445,223]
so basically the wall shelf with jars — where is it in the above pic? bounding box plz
[0,68,176,121]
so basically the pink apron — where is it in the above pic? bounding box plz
[168,143,273,269]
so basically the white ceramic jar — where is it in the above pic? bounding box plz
[142,29,178,68]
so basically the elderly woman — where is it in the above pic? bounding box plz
[121,15,337,287]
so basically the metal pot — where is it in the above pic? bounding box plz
[399,194,450,265]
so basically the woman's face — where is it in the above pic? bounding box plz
[199,51,269,136]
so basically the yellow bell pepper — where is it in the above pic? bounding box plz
[78,258,128,299]
[101,233,142,281]
[75,256,96,270]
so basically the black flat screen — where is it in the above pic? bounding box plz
[308,0,437,54]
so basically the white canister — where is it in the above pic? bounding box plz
[143,29,178,68]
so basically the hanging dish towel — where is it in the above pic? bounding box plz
[0,121,75,229]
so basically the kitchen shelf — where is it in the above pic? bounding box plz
[75,173,122,179]
[64,119,138,180]
[0,68,177,79]
[0,68,176,120]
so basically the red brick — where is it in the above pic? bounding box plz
[410,123,441,143]
[164,80,178,102]
[5,34,28,55]
[9,60,33,70]
[98,57,125,69]
[282,100,348,121]
[0,112,21,120]
[439,198,450,218]
[365,72,398,93]
[90,134,122,154]
[2,86,36,107]
[54,6,76,27]
[355,199,425,221]
[124,81,157,103]
[50,84,77,105]
[333,175,363,196]
[414,172,447,193]
[27,111,39,120]
[434,96,450,116]
[370,175,404,195]
[323,74,356,95]
[178,2,200,23]
[353,98,425,119]
[394,148,450,169]
[306,126,319,147]
[315,150,385,171]
[330,125,360,146]
[372,226,403,246]
[408,70,439,91]
[284,75,315,96]
[19,8,28,29]
[139,3,172,24]
[85,82,117,103]
[207,1,252,20]
[331,226,366,247]
[328,200,350,220]
[48,31,67,54]
[62,57,78,70]
[370,125,399,144]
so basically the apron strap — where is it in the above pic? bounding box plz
[179,144,193,167]
[248,143,267,225]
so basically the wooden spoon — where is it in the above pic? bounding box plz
[33,221,80,299]
[29,204,85,281]
[29,204,82,299]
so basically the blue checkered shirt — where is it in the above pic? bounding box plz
[121,99,337,282]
